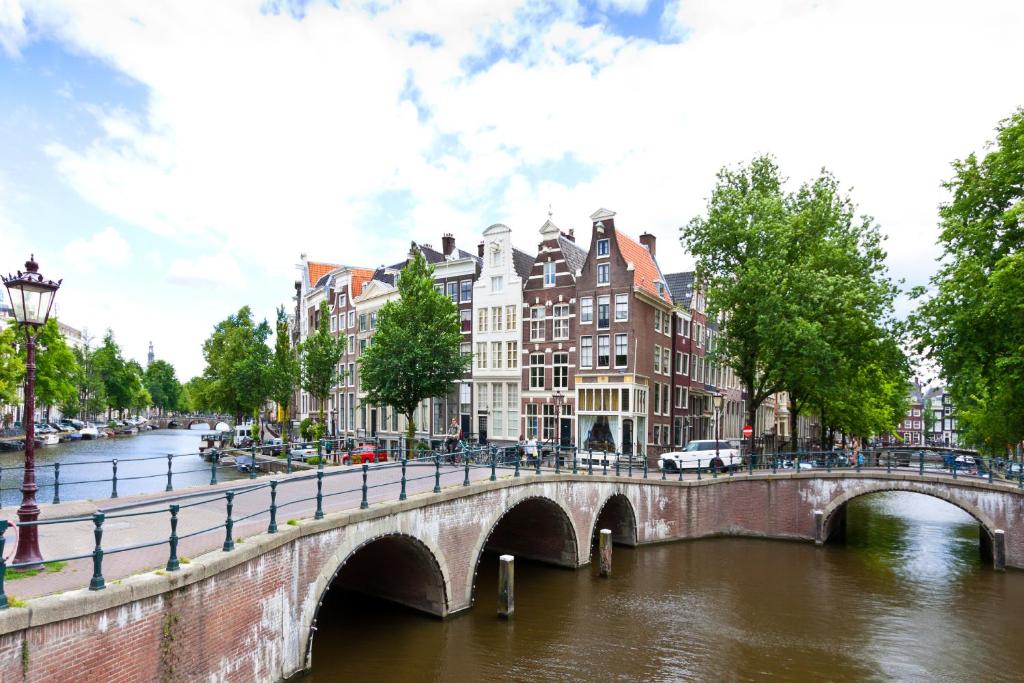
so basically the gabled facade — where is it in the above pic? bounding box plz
[472,224,533,444]
[573,209,673,456]
[520,218,587,446]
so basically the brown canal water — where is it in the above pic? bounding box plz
[305,492,1024,682]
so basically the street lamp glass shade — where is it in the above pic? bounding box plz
[712,392,724,410]
[3,256,61,327]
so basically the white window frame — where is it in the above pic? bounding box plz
[553,304,570,340]
[597,238,609,257]
[580,297,593,324]
[615,293,628,321]
[580,336,593,368]
[597,263,610,285]
[543,261,556,286]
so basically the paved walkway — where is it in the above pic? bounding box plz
[5,461,512,601]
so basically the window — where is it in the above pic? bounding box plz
[507,384,519,435]
[491,276,503,292]
[597,296,610,329]
[530,354,545,389]
[673,417,683,447]
[662,348,671,376]
[526,403,538,438]
[663,311,672,336]
[530,306,546,342]
[676,352,683,374]
[359,313,367,332]
[580,336,593,368]
[597,238,609,256]
[675,385,686,409]
[654,312,662,333]
[369,311,377,329]
[580,297,593,324]
[597,263,610,284]
[491,341,503,369]
[347,363,354,386]
[461,342,471,360]
[553,352,568,389]
[490,245,501,267]
[359,339,367,355]
[615,333,628,367]
[330,315,337,332]
[492,306,503,331]
[553,304,569,340]
[347,335,355,354]
[597,335,610,368]
[478,308,488,332]
[507,341,518,369]
[654,383,661,414]
[348,394,355,429]
[460,308,472,332]
[688,353,695,377]
[662,385,670,416]
[446,282,458,302]
[615,293,628,321]
[542,404,555,441]
[477,342,487,369]
[492,383,503,434]
[460,280,472,302]
[348,311,355,328]
[506,305,517,330]
[543,261,556,286]
[680,318,689,338]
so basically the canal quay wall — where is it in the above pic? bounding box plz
[0,472,1020,682]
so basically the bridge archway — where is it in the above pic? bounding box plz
[588,493,637,559]
[305,533,450,670]
[467,495,580,605]
[820,483,1000,562]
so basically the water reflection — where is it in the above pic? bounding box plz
[307,492,1024,682]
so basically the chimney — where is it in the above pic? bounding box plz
[639,232,656,256]
[442,233,456,257]
[478,241,485,258]
[562,228,575,242]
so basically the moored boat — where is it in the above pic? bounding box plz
[79,425,99,439]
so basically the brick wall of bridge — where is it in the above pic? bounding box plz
[0,473,1019,682]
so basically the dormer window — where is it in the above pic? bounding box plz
[597,239,610,257]
[489,243,502,267]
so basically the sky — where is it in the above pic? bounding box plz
[0,0,1021,380]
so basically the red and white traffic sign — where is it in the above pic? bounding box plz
[742,425,753,438]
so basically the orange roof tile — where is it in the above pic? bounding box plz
[350,268,375,297]
[308,261,340,287]
[616,231,672,305]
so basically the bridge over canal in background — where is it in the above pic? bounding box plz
[0,454,1019,682]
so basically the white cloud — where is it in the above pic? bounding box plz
[0,0,28,57]
[2,0,1023,379]
[61,226,130,271]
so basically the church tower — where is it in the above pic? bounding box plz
[147,341,155,367]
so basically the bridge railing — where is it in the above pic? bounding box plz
[0,444,1021,610]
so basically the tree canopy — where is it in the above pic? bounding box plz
[359,250,470,454]
[201,306,272,421]
[0,326,23,407]
[144,359,181,415]
[270,305,299,423]
[912,109,1024,452]
[299,300,345,430]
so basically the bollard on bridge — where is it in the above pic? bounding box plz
[498,554,514,619]
[599,528,612,577]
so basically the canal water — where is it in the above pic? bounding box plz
[0,428,248,506]
[307,493,1024,681]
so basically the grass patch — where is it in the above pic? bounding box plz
[236,537,244,544]
[154,570,166,576]
[287,519,298,526]
[7,597,27,608]
[180,557,191,565]
[5,561,67,581]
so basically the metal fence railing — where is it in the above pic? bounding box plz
[0,443,1019,610]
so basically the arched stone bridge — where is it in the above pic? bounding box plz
[0,471,1020,682]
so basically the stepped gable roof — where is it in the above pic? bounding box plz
[307,261,339,288]
[616,230,672,304]
[664,271,695,307]
[557,235,587,275]
[512,247,535,280]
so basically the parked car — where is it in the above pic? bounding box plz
[658,440,741,473]
[346,443,388,465]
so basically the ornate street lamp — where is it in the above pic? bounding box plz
[712,392,724,466]
[3,255,61,568]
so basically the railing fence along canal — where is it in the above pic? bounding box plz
[0,441,1019,609]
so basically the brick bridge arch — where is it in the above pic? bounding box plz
[818,480,1001,549]
[587,493,638,559]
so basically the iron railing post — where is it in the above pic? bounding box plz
[602,451,608,476]
[625,454,630,478]
[535,449,541,475]
[315,470,325,519]
[588,449,593,476]
[166,453,174,491]
[988,457,993,484]
[434,454,442,492]
[360,463,369,508]
[250,444,257,479]
[287,450,293,475]
[643,458,648,479]
[919,452,925,477]
[89,511,106,590]
[572,446,578,475]
[464,451,470,487]
[0,520,9,609]
[697,459,702,480]
[617,455,622,478]
[52,462,61,504]
[166,504,180,571]
[268,481,278,533]
[210,455,217,485]
[555,446,561,474]
[490,448,497,482]
[514,453,521,478]
[111,459,119,499]
[400,458,408,500]
[223,491,235,552]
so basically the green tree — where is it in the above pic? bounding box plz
[92,331,141,418]
[201,307,272,422]
[144,359,181,415]
[912,109,1024,452]
[923,397,937,436]
[181,375,212,414]
[0,326,23,407]
[299,300,345,434]
[269,306,299,447]
[73,337,107,420]
[359,250,470,458]
[17,318,80,421]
